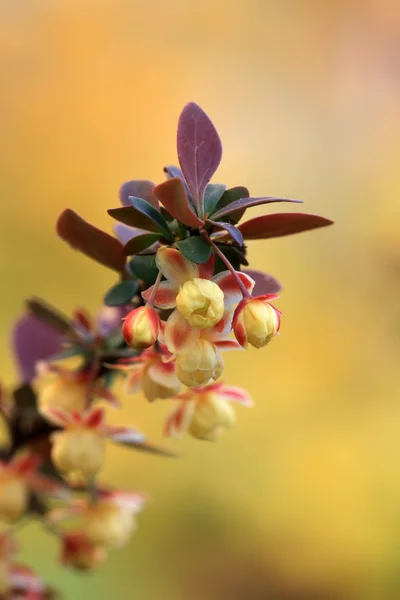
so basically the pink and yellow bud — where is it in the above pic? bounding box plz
[188,390,236,441]
[61,532,107,571]
[51,427,106,480]
[176,339,222,387]
[176,278,224,329]
[84,502,135,549]
[122,306,160,350]
[37,377,88,416]
[0,473,28,522]
[233,298,280,349]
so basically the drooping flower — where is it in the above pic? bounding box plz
[165,383,253,441]
[43,407,145,481]
[0,453,68,522]
[233,295,281,349]
[122,306,160,349]
[61,531,107,571]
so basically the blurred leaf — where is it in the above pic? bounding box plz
[204,183,226,215]
[153,178,204,228]
[123,440,178,458]
[211,196,302,221]
[207,220,243,245]
[176,236,212,264]
[130,197,174,241]
[46,345,86,362]
[243,269,282,295]
[13,384,37,411]
[129,254,159,285]
[26,298,75,336]
[123,233,162,256]
[119,179,158,208]
[57,209,125,272]
[104,280,138,306]
[177,103,223,207]
[237,212,334,240]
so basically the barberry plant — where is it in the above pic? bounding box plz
[0,103,333,596]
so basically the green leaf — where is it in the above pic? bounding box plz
[129,254,159,285]
[204,183,226,216]
[175,236,212,264]
[104,280,138,306]
[123,233,162,256]
[130,197,174,241]
[212,186,249,222]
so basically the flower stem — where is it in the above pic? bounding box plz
[146,271,163,307]
[200,231,251,298]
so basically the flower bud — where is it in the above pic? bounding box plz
[142,365,180,402]
[233,298,280,349]
[61,532,107,571]
[84,502,135,549]
[51,428,106,480]
[0,474,28,522]
[122,306,160,349]
[188,390,236,441]
[176,339,222,387]
[176,278,224,329]
[37,377,88,415]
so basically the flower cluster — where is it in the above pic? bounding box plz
[1,102,332,596]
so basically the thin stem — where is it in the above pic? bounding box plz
[201,230,251,299]
[146,270,163,307]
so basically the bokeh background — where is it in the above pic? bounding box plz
[1,1,400,598]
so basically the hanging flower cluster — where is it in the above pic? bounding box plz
[1,102,333,596]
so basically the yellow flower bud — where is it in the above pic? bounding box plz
[0,415,11,451]
[0,474,28,522]
[188,391,236,441]
[176,278,224,329]
[142,365,180,402]
[122,306,160,349]
[38,377,88,415]
[51,427,106,479]
[84,502,135,549]
[176,339,222,387]
[234,298,280,348]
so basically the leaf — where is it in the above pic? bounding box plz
[26,298,75,336]
[211,196,302,221]
[212,185,249,222]
[130,197,173,241]
[207,220,243,245]
[153,178,204,228]
[129,254,159,285]
[204,183,226,215]
[123,233,162,256]
[237,213,334,240]
[57,209,126,272]
[119,180,159,209]
[243,269,282,295]
[177,102,223,210]
[108,206,166,234]
[175,236,212,264]
[104,280,138,306]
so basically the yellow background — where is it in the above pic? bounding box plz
[1,1,400,598]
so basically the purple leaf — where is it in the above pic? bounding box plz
[242,269,282,295]
[153,178,204,228]
[177,102,223,213]
[119,180,159,209]
[238,213,334,240]
[12,315,63,383]
[211,196,302,221]
[113,223,144,245]
[57,209,126,273]
[207,220,244,245]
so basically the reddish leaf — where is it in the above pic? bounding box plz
[211,196,302,221]
[207,220,244,245]
[242,269,282,295]
[212,185,249,223]
[238,213,334,240]
[119,180,159,209]
[57,209,125,272]
[123,233,162,256]
[177,102,222,211]
[153,178,204,228]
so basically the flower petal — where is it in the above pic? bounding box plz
[198,252,215,279]
[40,407,73,428]
[25,473,70,499]
[11,452,41,475]
[214,384,253,407]
[141,281,177,309]
[165,310,200,354]
[125,368,143,394]
[147,360,179,390]
[164,400,195,437]
[211,271,255,306]
[156,247,198,285]
[106,426,146,445]
[214,339,242,351]
[83,407,105,429]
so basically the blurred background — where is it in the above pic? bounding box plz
[1,0,400,598]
